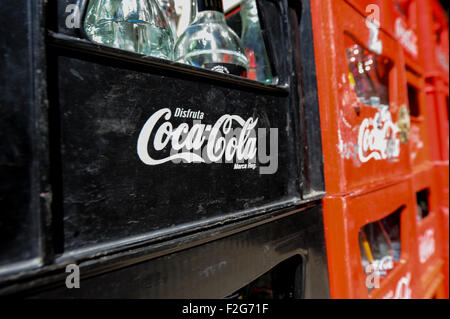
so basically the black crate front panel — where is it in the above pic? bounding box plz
[56,53,301,251]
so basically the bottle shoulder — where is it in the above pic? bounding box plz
[175,21,245,54]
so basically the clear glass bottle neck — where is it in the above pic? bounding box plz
[240,0,260,27]
[194,10,226,24]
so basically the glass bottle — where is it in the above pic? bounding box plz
[172,0,197,37]
[346,44,376,105]
[189,0,197,26]
[84,0,174,59]
[174,0,248,76]
[240,0,273,83]
[375,56,392,107]
[157,0,178,40]
[363,54,382,107]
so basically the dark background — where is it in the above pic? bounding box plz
[440,0,449,17]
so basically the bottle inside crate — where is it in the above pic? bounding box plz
[84,0,174,59]
[240,0,273,83]
[174,0,249,77]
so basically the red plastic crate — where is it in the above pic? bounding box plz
[406,69,432,171]
[385,0,421,66]
[439,204,449,298]
[412,167,443,280]
[425,77,449,162]
[322,180,421,299]
[345,0,385,15]
[435,163,449,207]
[312,0,412,195]
[417,0,449,80]
[345,0,421,66]
[434,162,449,298]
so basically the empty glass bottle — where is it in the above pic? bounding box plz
[173,0,197,37]
[174,0,248,76]
[84,0,174,59]
[189,0,197,25]
[346,44,376,105]
[363,54,382,107]
[240,0,273,83]
[157,0,178,40]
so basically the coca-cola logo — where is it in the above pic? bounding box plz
[211,65,230,74]
[358,108,401,163]
[365,256,395,290]
[395,18,418,58]
[136,108,279,174]
[419,229,435,264]
[383,273,412,299]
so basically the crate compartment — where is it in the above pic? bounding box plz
[424,78,449,162]
[311,0,411,195]
[50,0,285,83]
[412,167,444,285]
[406,69,431,170]
[322,180,420,298]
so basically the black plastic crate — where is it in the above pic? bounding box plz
[0,0,47,273]
[0,0,327,297]
[45,0,324,254]
[21,204,330,298]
